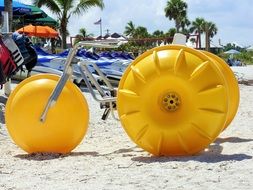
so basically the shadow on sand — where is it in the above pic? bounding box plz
[131,136,253,164]
[14,136,253,163]
[14,147,141,161]
[15,151,100,161]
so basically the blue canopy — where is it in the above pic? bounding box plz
[0,0,31,14]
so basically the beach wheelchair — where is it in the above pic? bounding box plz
[4,35,240,156]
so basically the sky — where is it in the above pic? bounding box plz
[18,0,253,46]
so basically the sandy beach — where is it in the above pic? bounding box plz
[0,66,253,190]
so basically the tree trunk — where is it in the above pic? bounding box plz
[205,31,209,51]
[198,30,201,49]
[4,0,13,32]
[60,17,68,49]
[61,32,67,49]
[175,20,180,32]
[50,38,56,54]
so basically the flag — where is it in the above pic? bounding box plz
[94,18,101,25]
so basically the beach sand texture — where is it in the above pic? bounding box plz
[0,66,253,190]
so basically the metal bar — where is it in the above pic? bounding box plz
[109,101,120,121]
[87,61,114,90]
[79,63,107,97]
[77,63,116,104]
[40,72,71,122]
[74,40,119,49]
[39,40,119,122]
[62,48,79,73]
[77,62,105,98]
[39,47,78,122]
[79,59,115,93]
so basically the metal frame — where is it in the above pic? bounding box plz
[40,40,120,122]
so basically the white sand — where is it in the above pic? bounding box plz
[0,66,253,190]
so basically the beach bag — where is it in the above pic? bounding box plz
[24,40,37,72]
[0,37,17,85]
[12,32,37,73]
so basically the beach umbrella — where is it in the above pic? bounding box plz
[14,5,58,28]
[16,24,58,38]
[0,0,31,15]
[25,15,58,27]
[22,5,47,19]
[224,49,240,54]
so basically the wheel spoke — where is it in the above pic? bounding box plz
[191,122,213,140]
[177,131,191,154]
[131,65,147,84]
[197,85,227,113]
[174,49,188,76]
[189,61,209,81]
[153,50,161,75]
[119,89,139,97]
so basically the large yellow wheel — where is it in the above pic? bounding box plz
[5,74,89,154]
[201,51,239,129]
[117,45,230,156]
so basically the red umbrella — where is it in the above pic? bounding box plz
[16,24,58,38]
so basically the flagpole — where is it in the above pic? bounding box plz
[94,18,102,38]
[100,18,102,38]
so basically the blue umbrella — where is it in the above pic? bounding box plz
[0,0,31,14]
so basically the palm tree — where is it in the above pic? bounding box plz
[180,16,191,34]
[4,0,13,31]
[134,26,149,39]
[190,17,205,49]
[33,0,104,49]
[163,28,176,44]
[164,0,188,32]
[124,21,136,37]
[79,28,93,38]
[152,30,164,37]
[152,30,165,46]
[202,21,218,51]
[74,27,94,44]
[166,28,176,37]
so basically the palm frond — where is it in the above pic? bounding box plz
[33,0,61,15]
[73,0,104,16]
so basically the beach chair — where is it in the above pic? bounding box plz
[4,34,240,156]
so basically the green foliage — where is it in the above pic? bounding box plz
[234,51,253,65]
[124,21,135,37]
[223,43,243,51]
[33,0,104,48]
[152,30,164,37]
[166,28,177,37]
[121,0,221,55]
[219,51,253,65]
[73,27,94,45]
[202,21,218,51]
[190,17,205,34]
[190,17,205,48]
[164,0,188,32]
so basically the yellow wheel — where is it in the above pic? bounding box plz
[117,45,229,156]
[201,51,240,129]
[5,74,89,154]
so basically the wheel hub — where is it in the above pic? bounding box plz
[161,92,181,112]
